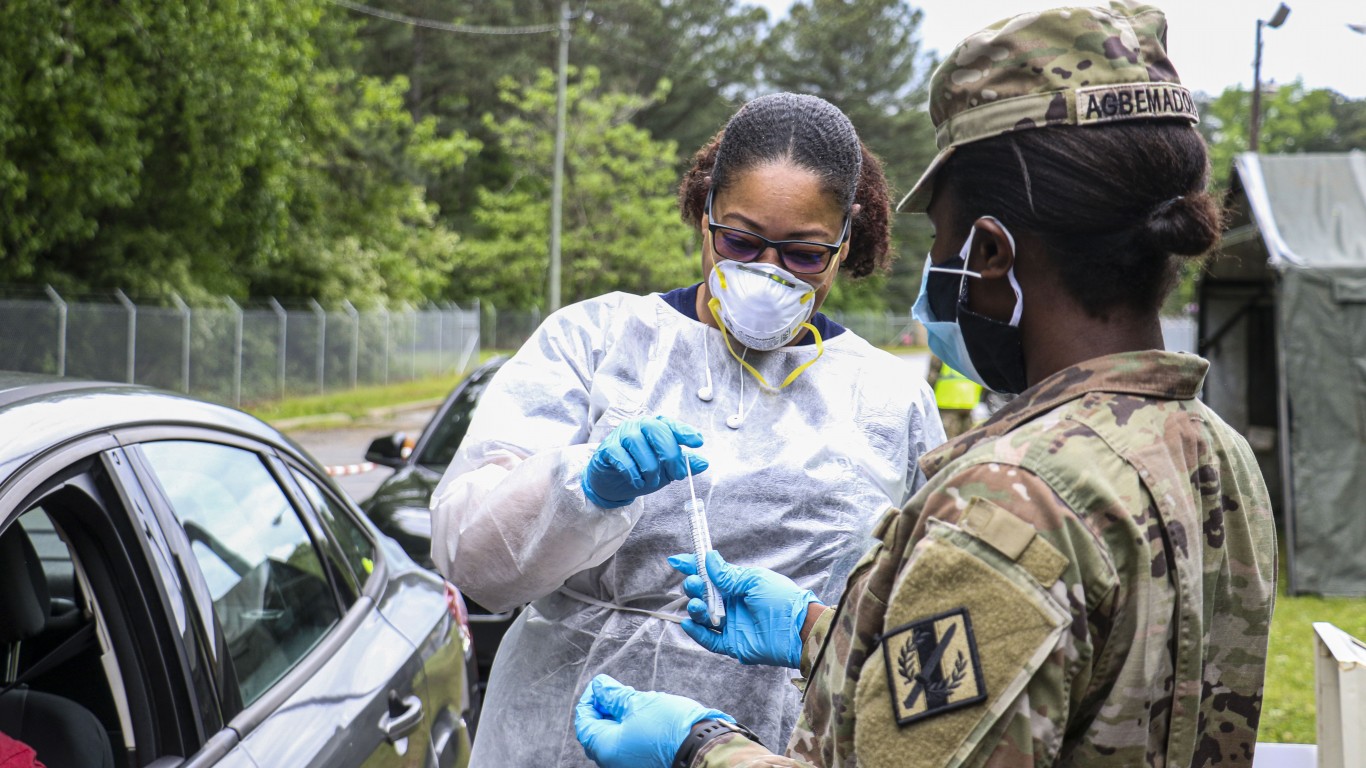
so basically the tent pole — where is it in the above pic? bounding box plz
[1198,292,1265,357]
[1273,276,1297,595]
[1196,278,1207,367]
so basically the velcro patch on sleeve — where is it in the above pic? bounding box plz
[880,608,986,726]
[961,496,1068,587]
[853,520,1071,768]
[961,497,1034,560]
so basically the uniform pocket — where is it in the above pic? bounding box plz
[852,515,1071,768]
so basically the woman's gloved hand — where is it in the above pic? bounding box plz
[667,550,820,669]
[582,416,708,508]
[574,674,734,768]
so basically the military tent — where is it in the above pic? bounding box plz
[1200,151,1366,596]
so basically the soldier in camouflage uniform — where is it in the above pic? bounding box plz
[573,3,1277,767]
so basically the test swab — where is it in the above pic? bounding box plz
[684,456,725,628]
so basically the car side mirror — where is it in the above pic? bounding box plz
[366,433,409,468]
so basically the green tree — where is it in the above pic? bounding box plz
[454,67,696,309]
[347,0,769,234]
[575,1,768,162]
[1201,80,1342,187]
[760,0,939,312]
[0,0,473,303]
[261,69,480,303]
[348,0,563,233]
[0,0,330,296]
[1302,91,1366,152]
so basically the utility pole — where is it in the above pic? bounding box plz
[548,0,570,313]
[1251,3,1290,153]
[328,0,564,307]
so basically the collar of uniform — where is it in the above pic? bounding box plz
[918,350,1209,479]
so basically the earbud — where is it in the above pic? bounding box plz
[726,413,744,430]
[696,386,713,402]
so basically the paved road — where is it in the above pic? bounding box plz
[286,407,436,503]
[286,349,930,505]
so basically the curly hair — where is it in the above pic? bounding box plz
[677,94,894,279]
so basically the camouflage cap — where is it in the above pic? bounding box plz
[898,0,1197,212]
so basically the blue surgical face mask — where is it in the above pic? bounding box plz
[911,219,1029,394]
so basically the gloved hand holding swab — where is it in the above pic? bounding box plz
[683,455,725,629]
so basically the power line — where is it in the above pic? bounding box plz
[328,0,576,311]
[328,0,559,35]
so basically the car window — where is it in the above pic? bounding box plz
[17,508,76,602]
[417,369,496,469]
[290,468,376,587]
[140,441,340,706]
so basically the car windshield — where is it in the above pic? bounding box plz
[415,365,500,470]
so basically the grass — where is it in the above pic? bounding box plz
[245,375,458,423]
[245,342,1358,745]
[1260,561,1366,743]
[250,345,923,424]
[246,349,510,423]
[877,344,930,356]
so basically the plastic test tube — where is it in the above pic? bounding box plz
[684,458,725,629]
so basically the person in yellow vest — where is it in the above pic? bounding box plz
[925,355,981,438]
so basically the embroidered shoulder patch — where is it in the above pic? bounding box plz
[881,607,986,726]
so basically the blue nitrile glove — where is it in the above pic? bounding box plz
[667,550,821,669]
[582,416,708,509]
[574,674,735,768]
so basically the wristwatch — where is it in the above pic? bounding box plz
[672,718,763,768]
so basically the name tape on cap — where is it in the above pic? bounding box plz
[1075,82,1198,126]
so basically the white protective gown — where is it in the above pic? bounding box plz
[430,290,944,767]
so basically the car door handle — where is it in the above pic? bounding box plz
[381,693,424,742]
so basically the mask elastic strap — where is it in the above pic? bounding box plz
[953,227,980,304]
[928,226,983,281]
[990,219,1023,326]
[1005,267,1024,326]
[734,348,746,427]
[708,298,823,391]
[927,266,982,278]
[778,324,823,387]
[955,219,1024,327]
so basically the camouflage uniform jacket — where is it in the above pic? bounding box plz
[697,351,1277,767]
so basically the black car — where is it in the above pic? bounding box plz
[0,372,477,767]
[360,357,516,693]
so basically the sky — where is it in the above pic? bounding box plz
[751,0,1366,98]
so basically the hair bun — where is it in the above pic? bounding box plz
[1140,189,1221,257]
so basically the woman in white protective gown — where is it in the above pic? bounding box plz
[429,93,946,768]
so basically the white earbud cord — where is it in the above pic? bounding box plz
[697,325,715,401]
[698,316,750,428]
[730,348,747,429]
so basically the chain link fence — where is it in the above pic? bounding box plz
[479,303,929,352]
[5,287,1186,407]
[0,287,480,407]
[476,305,1194,357]
[825,310,928,348]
